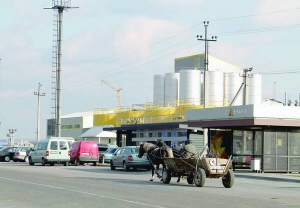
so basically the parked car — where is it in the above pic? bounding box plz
[70,141,99,166]
[98,143,118,153]
[28,138,70,166]
[13,146,32,162]
[99,147,118,163]
[110,146,151,171]
[0,146,19,162]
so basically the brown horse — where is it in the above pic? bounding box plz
[138,142,173,181]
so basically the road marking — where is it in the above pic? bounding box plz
[0,176,166,208]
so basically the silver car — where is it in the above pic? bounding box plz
[13,146,32,162]
[99,147,118,163]
[110,146,151,171]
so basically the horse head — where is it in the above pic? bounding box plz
[138,142,145,158]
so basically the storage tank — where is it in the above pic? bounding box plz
[164,72,179,106]
[208,71,224,107]
[179,70,201,105]
[248,74,262,105]
[153,74,165,105]
[224,72,244,106]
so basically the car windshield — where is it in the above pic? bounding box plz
[107,148,118,153]
[0,147,10,152]
[131,147,139,154]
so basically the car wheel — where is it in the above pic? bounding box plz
[24,156,29,163]
[75,158,79,166]
[29,157,34,166]
[4,156,10,162]
[110,161,115,170]
[41,158,46,166]
[123,161,129,171]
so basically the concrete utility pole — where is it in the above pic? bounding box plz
[196,21,217,146]
[197,21,217,108]
[243,67,253,105]
[8,129,17,146]
[34,83,45,142]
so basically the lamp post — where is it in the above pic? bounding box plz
[8,129,17,146]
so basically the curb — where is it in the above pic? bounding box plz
[235,173,300,183]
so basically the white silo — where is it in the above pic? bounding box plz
[153,74,165,106]
[248,73,262,105]
[179,70,201,105]
[224,72,244,106]
[208,71,224,107]
[164,72,180,105]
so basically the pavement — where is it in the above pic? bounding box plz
[96,162,300,183]
[234,170,300,183]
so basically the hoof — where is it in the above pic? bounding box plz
[160,178,163,181]
[150,178,154,181]
[177,179,180,183]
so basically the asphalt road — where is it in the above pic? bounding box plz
[0,162,299,208]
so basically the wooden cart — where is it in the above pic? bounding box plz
[162,155,234,188]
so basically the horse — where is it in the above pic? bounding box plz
[138,142,174,181]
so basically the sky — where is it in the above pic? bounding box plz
[1,0,300,142]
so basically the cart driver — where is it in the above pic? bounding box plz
[183,139,196,158]
[155,139,167,148]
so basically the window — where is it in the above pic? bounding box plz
[158,132,162,137]
[50,141,58,150]
[149,133,153,138]
[59,141,67,150]
[140,133,144,137]
[167,132,171,137]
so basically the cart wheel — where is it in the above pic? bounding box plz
[187,173,194,184]
[162,169,171,184]
[222,169,234,188]
[194,168,206,187]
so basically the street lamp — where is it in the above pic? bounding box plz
[8,129,17,146]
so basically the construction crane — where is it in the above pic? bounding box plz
[101,80,122,110]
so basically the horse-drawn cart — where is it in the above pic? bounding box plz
[162,154,234,188]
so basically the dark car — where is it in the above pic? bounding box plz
[99,147,118,163]
[0,146,19,162]
[110,146,151,171]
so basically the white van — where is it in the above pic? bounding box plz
[28,138,70,166]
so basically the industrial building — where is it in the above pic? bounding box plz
[45,53,300,172]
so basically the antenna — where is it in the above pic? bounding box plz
[101,80,122,111]
[44,1,78,137]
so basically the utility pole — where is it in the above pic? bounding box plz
[8,129,17,146]
[273,82,277,100]
[243,67,253,105]
[34,83,45,142]
[197,21,217,146]
[197,21,217,108]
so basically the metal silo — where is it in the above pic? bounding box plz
[224,72,244,106]
[153,74,165,105]
[164,72,179,106]
[208,71,224,107]
[248,74,262,105]
[179,70,201,105]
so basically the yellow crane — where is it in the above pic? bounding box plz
[101,80,122,111]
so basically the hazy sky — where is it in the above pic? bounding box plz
[1,0,300,141]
